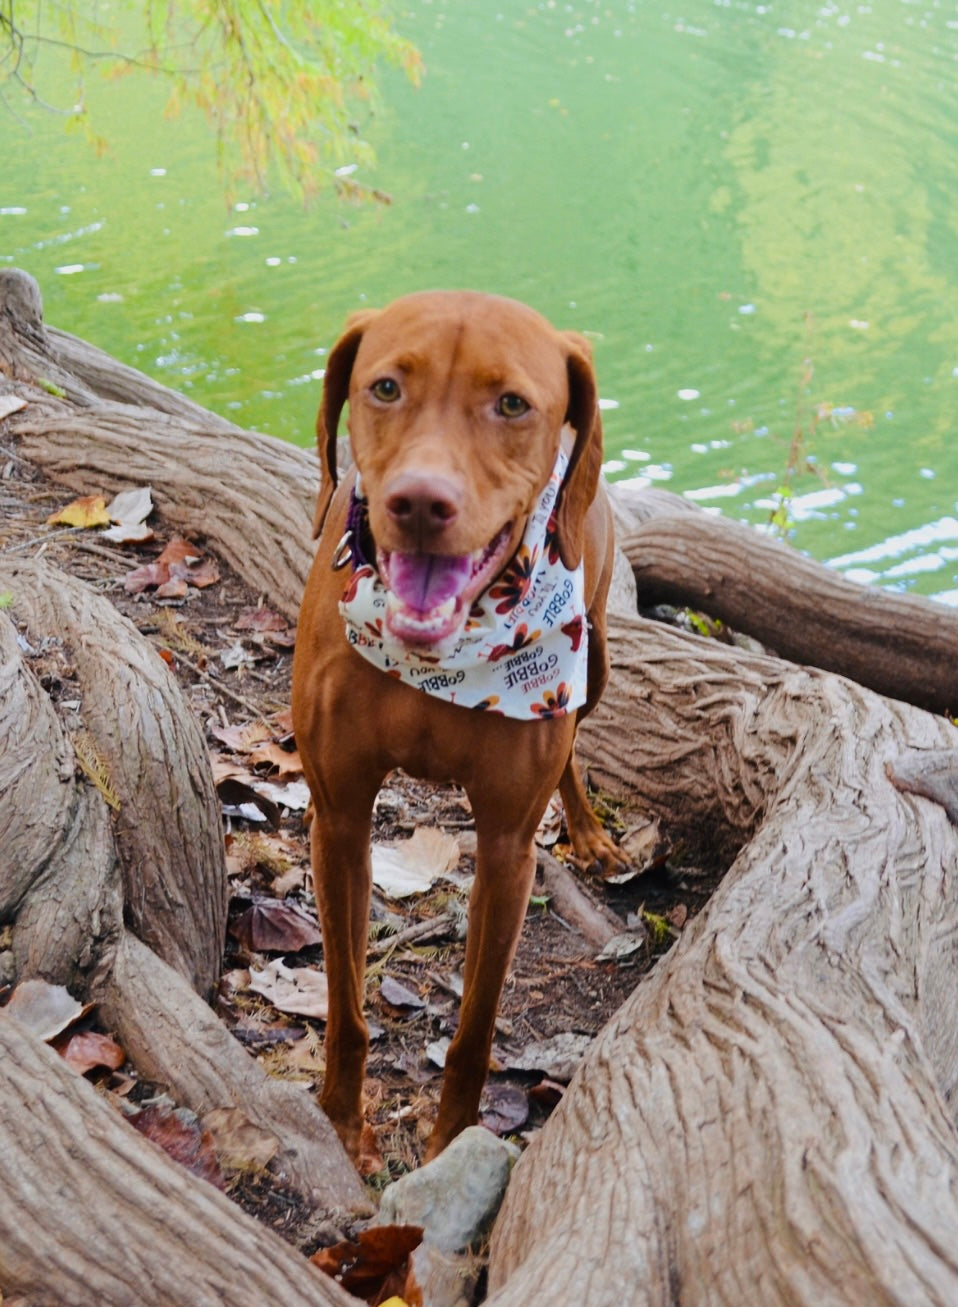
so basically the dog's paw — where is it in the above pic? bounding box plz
[568,824,629,879]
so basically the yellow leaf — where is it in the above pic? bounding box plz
[48,494,110,528]
[379,1299,412,1307]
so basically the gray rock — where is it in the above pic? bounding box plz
[376,1126,519,1253]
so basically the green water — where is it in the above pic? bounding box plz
[3,0,957,602]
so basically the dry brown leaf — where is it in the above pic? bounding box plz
[358,1121,386,1178]
[157,535,202,567]
[201,1106,280,1172]
[231,898,322,953]
[379,976,425,1010]
[55,1029,126,1075]
[47,494,110,529]
[480,1083,529,1136]
[235,606,288,632]
[311,1224,424,1302]
[249,959,329,1019]
[247,740,303,776]
[130,1103,224,1188]
[3,979,86,1041]
[371,827,461,899]
[210,720,273,753]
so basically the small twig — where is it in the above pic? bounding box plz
[62,537,138,567]
[536,849,624,950]
[1,525,77,554]
[367,912,456,960]
[169,648,266,719]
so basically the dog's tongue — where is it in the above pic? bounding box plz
[387,551,474,613]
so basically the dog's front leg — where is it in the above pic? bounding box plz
[310,802,376,1160]
[428,825,540,1160]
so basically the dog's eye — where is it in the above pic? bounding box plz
[496,393,530,418]
[370,377,401,403]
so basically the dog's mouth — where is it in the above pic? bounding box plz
[377,522,514,650]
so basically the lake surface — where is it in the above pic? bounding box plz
[3,0,957,603]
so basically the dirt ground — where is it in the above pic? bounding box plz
[0,430,722,1247]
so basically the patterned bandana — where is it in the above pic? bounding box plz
[338,448,589,720]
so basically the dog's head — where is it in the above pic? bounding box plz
[314,290,603,649]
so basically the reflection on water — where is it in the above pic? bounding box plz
[2,0,957,602]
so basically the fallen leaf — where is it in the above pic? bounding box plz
[130,1102,224,1188]
[595,931,647,963]
[249,958,329,1019]
[0,393,28,419]
[231,898,322,953]
[602,818,669,883]
[480,1083,529,1136]
[3,979,85,1041]
[100,521,155,544]
[212,757,282,825]
[667,903,689,930]
[528,1078,566,1110]
[201,1106,280,1172]
[251,777,311,812]
[47,494,110,529]
[55,1029,126,1075]
[505,1031,593,1082]
[425,1036,450,1068]
[123,535,219,595]
[247,741,303,776]
[210,721,273,752]
[312,1224,424,1302]
[380,976,426,1010]
[371,827,461,899]
[106,485,153,526]
[154,576,189,600]
[157,535,202,567]
[273,707,294,734]
[535,794,563,848]
[236,607,288,632]
[102,486,154,541]
[220,640,259,670]
[124,560,170,594]
[172,555,220,588]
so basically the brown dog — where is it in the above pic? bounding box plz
[291,290,621,1161]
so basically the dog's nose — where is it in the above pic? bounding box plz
[384,473,463,541]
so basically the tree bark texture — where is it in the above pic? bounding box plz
[0,1014,355,1307]
[0,556,368,1230]
[0,558,225,994]
[488,609,958,1305]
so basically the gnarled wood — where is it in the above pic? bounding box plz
[611,485,958,716]
[0,1014,355,1307]
[488,611,958,1306]
[1,558,224,994]
[95,931,370,1218]
[0,558,369,1227]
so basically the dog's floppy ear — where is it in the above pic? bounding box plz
[312,309,379,538]
[556,332,603,570]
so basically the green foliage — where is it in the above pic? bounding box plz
[0,0,421,202]
[641,910,672,949]
[0,591,12,609]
